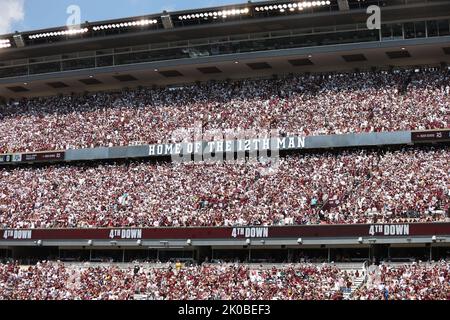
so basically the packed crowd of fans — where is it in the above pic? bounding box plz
[1,261,448,300]
[0,68,448,153]
[0,147,448,228]
[353,261,450,300]
[0,262,352,300]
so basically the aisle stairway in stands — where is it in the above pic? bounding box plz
[343,265,368,300]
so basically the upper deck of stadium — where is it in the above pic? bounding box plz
[0,0,449,98]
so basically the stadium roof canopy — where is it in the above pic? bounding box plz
[1,0,448,57]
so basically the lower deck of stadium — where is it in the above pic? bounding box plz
[1,145,448,228]
[0,260,448,300]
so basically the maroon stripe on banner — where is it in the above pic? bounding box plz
[1,223,450,241]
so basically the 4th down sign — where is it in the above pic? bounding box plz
[369,224,410,236]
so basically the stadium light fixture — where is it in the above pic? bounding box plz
[178,8,250,21]
[357,237,363,244]
[92,19,158,31]
[28,28,89,40]
[431,235,437,243]
[137,239,142,246]
[245,239,251,245]
[0,39,11,49]
[186,239,192,246]
[255,1,331,13]
[87,240,93,246]
[297,238,303,244]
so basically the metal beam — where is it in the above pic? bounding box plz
[1,236,448,248]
